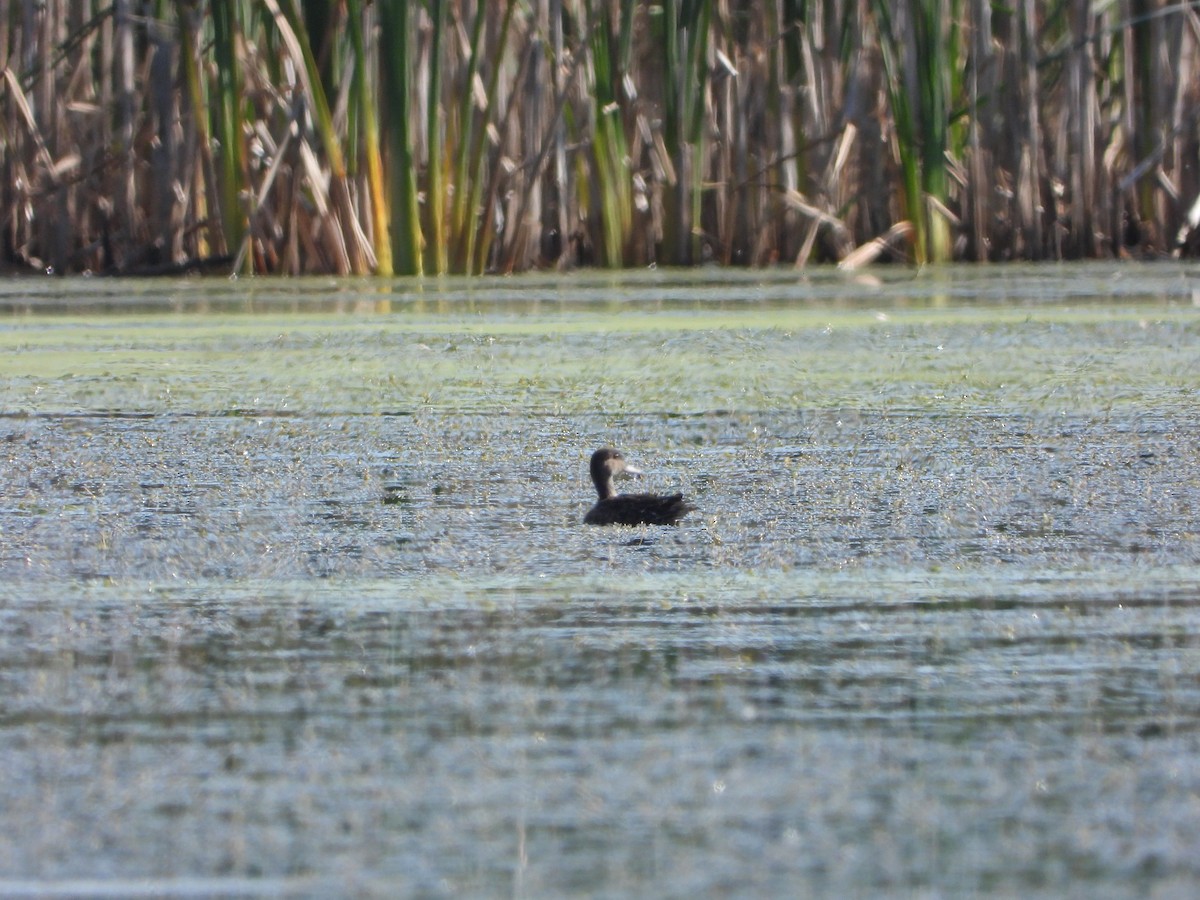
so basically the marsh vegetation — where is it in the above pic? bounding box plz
[4,2,1200,276]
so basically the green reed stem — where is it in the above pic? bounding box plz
[873,0,955,264]
[378,0,422,275]
[589,9,633,268]
[448,4,488,273]
[425,0,448,275]
[210,0,246,264]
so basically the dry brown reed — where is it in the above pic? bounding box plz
[1,0,1198,276]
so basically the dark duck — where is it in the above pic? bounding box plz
[583,447,695,526]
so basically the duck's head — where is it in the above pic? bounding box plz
[590,447,642,497]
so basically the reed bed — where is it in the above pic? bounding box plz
[1,0,1198,276]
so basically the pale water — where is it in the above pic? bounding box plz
[1,264,1199,896]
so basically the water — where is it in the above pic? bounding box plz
[1,263,1199,896]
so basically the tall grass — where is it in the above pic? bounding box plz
[1,1,1198,275]
[377,0,419,275]
[209,0,246,263]
[347,0,393,276]
[872,0,957,264]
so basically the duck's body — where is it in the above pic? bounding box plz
[583,447,695,526]
[584,491,694,526]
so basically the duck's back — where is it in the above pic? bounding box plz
[585,492,694,526]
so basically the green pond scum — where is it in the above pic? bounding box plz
[1,263,1198,418]
[0,263,1199,896]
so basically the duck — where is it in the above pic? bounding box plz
[583,447,695,526]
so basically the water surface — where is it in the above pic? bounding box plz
[1,263,1199,896]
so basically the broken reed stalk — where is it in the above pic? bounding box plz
[466,0,518,275]
[2,1,1198,276]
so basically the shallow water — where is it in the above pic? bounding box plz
[1,263,1199,896]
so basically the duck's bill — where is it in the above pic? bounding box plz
[619,464,644,478]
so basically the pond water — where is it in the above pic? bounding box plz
[1,263,1199,896]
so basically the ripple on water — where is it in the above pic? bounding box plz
[3,269,1200,893]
